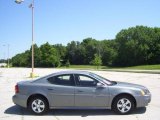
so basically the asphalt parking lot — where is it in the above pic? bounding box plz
[0,68,160,120]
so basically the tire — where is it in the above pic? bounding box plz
[28,96,49,115]
[112,95,135,114]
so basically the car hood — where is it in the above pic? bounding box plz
[114,81,146,90]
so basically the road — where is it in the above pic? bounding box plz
[0,68,160,120]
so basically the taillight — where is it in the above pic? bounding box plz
[15,84,19,94]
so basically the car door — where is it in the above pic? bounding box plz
[46,74,75,107]
[74,74,110,107]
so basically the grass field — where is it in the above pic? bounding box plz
[59,64,160,70]
[59,65,108,69]
[114,64,160,70]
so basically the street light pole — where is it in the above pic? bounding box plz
[7,44,10,68]
[15,0,35,78]
[2,45,6,64]
[30,0,34,77]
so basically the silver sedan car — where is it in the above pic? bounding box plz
[12,71,151,115]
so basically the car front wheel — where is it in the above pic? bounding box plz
[112,95,135,114]
[28,97,49,115]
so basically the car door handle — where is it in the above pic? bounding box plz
[47,88,54,91]
[77,90,83,92]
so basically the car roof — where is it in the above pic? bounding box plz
[33,70,94,83]
[36,70,92,80]
[52,70,91,76]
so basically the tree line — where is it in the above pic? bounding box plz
[12,26,160,67]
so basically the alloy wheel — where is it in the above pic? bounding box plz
[117,98,131,113]
[31,99,45,113]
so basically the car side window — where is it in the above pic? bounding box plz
[75,74,98,87]
[47,74,74,86]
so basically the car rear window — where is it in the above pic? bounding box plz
[47,74,75,86]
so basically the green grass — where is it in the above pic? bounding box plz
[113,64,160,70]
[59,64,160,70]
[59,65,108,70]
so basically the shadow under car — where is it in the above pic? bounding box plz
[4,105,146,117]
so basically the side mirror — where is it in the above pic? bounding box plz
[96,83,104,88]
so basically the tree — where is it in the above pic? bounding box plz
[28,44,42,67]
[53,44,67,60]
[12,50,30,67]
[81,38,99,64]
[67,41,85,65]
[114,26,160,66]
[65,59,70,67]
[90,54,102,69]
[11,26,160,67]
[101,40,118,66]
[40,42,60,67]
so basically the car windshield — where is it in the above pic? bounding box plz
[89,72,114,85]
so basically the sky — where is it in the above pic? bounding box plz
[0,0,160,59]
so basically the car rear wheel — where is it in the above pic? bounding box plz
[112,95,135,114]
[28,97,49,115]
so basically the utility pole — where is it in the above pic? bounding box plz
[15,0,35,77]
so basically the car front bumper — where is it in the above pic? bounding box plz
[136,93,151,108]
[12,94,28,108]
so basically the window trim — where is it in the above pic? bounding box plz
[47,74,76,86]
[74,74,100,87]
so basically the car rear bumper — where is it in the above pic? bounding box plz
[12,94,28,108]
[136,93,151,108]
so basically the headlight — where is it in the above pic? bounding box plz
[140,89,150,96]
[140,90,145,96]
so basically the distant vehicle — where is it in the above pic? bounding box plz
[0,63,7,67]
[12,71,151,115]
